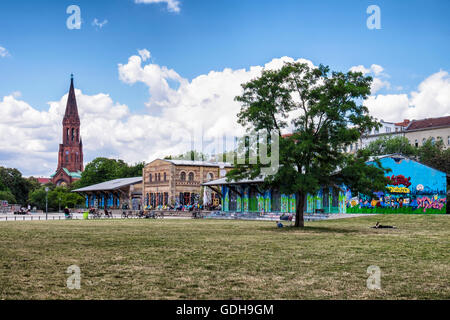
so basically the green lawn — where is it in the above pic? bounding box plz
[0,215,449,300]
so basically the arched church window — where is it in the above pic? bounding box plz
[188,172,194,182]
[72,128,75,141]
[180,172,186,181]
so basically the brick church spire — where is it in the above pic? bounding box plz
[51,75,84,186]
[64,74,80,121]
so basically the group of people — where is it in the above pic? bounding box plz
[277,213,294,227]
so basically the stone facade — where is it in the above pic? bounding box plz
[143,159,232,207]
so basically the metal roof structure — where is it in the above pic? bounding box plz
[203,176,265,186]
[153,159,233,168]
[72,177,142,193]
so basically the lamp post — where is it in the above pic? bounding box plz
[45,187,49,220]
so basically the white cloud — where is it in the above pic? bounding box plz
[0,46,10,58]
[2,52,448,177]
[138,49,151,62]
[349,64,390,94]
[365,70,450,121]
[134,0,181,13]
[92,18,108,29]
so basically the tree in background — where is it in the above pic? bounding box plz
[0,166,35,205]
[228,62,389,227]
[165,150,209,161]
[28,185,84,211]
[418,139,450,174]
[366,136,417,157]
[72,157,145,189]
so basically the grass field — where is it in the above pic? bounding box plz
[0,215,449,300]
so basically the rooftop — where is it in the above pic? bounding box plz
[72,177,142,193]
[406,116,450,131]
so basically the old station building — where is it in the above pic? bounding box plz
[143,159,232,207]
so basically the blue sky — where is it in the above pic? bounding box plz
[0,0,449,176]
[0,0,448,110]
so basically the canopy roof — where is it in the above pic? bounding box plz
[72,177,142,192]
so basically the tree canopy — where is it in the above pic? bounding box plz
[72,157,144,189]
[365,136,417,157]
[0,166,35,205]
[228,62,389,227]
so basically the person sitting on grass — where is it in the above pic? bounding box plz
[276,221,284,228]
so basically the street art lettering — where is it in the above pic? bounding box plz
[417,196,446,211]
[387,186,410,193]
[386,174,411,188]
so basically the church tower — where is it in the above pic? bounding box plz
[51,75,83,186]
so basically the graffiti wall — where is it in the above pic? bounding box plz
[347,156,447,214]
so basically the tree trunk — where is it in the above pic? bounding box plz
[295,191,305,228]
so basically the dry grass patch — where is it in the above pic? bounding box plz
[0,215,448,299]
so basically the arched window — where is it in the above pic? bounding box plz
[76,129,79,142]
[180,172,186,181]
[188,172,194,182]
[72,128,75,141]
[149,173,152,182]
[66,128,69,142]
[158,173,161,181]
[164,172,167,181]
[208,172,214,181]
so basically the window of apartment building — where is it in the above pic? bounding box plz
[188,172,194,182]
[386,127,391,133]
[180,172,186,181]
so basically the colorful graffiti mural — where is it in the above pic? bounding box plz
[346,156,447,214]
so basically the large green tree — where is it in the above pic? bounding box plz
[73,157,144,189]
[228,62,389,227]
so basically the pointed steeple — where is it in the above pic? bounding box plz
[64,74,80,122]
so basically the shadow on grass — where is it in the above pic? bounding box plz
[259,225,358,234]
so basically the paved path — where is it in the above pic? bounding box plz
[0,212,376,222]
